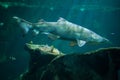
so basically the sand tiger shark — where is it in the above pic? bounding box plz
[13,16,110,47]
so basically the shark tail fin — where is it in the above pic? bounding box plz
[19,21,32,34]
[13,16,33,34]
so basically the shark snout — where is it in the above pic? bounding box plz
[102,38,112,45]
[104,38,109,42]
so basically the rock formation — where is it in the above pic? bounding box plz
[19,43,120,80]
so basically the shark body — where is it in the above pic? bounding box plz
[13,16,109,47]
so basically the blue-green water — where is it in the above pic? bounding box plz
[0,0,120,80]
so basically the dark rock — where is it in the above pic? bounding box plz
[20,44,120,80]
[20,43,64,80]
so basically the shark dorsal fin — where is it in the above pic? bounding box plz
[57,17,66,22]
[38,19,46,24]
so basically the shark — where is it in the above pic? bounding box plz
[13,16,110,47]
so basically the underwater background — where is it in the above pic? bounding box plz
[0,0,120,80]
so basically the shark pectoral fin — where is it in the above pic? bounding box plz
[48,34,60,40]
[41,32,60,40]
[77,39,86,47]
